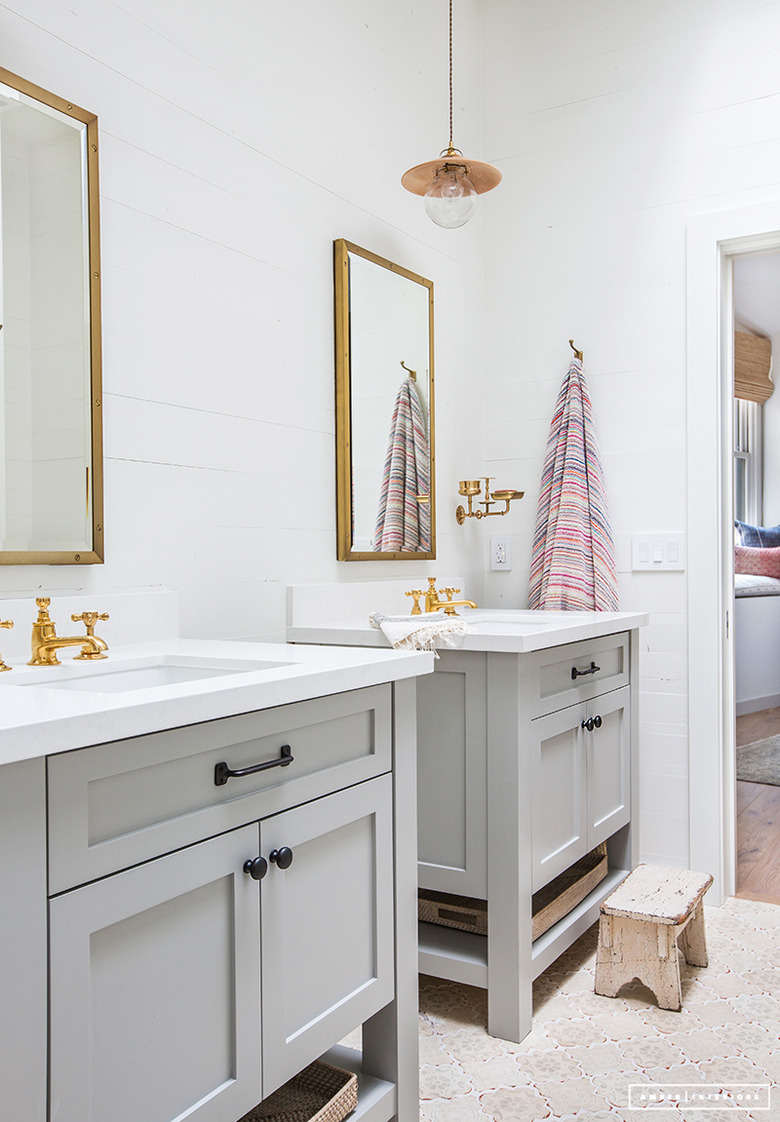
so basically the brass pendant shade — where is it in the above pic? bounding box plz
[401,150,502,197]
[402,2,500,228]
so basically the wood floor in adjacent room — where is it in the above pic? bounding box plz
[736,705,780,904]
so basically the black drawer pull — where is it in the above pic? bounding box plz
[214,744,293,786]
[571,661,601,680]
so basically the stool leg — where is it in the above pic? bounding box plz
[649,925,682,1012]
[595,915,635,998]
[679,902,708,968]
[595,916,682,1011]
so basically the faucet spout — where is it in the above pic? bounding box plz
[441,599,478,615]
[32,635,108,666]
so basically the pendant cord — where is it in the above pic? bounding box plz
[448,0,454,150]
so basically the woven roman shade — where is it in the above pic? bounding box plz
[735,330,774,403]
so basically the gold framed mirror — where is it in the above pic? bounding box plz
[334,239,435,561]
[0,67,103,564]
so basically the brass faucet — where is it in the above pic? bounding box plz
[29,598,109,666]
[406,577,478,616]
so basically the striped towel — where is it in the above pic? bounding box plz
[528,357,619,611]
[374,377,431,552]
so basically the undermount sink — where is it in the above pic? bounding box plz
[14,655,288,694]
[468,620,553,633]
[467,610,575,631]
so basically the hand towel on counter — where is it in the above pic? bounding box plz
[369,611,467,655]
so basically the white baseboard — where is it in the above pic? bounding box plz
[736,693,780,717]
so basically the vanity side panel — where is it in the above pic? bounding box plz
[417,651,487,897]
[0,757,47,1122]
[364,675,419,1122]
[485,652,534,1044]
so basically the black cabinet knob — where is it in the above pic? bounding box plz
[582,717,595,732]
[594,714,603,729]
[243,856,268,881]
[269,846,294,870]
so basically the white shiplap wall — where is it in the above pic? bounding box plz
[482,0,780,865]
[0,0,488,636]
[5,0,780,867]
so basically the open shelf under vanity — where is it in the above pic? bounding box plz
[419,863,630,990]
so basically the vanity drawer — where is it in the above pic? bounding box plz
[47,684,391,893]
[529,633,629,718]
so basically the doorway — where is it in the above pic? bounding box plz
[732,251,780,903]
[687,203,780,905]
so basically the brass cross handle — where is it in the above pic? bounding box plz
[405,590,423,616]
[71,611,109,637]
[35,597,53,620]
[442,587,460,601]
[0,618,12,672]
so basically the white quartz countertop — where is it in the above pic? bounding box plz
[287,608,650,654]
[0,639,434,765]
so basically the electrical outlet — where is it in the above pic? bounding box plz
[491,536,512,571]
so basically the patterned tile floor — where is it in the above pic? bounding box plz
[416,898,780,1122]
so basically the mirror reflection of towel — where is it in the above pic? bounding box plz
[373,377,430,551]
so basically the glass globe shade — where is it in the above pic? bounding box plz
[423,166,477,228]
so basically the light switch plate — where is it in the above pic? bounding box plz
[632,533,686,571]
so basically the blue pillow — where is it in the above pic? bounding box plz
[735,519,780,547]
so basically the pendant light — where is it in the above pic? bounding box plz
[402,0,501,229]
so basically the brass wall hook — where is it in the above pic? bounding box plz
[400,360,417,382]
[569,338,583,361]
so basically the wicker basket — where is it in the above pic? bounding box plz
[238,1060,358,1122]
[418,843,609,943]
[418,888,487,935]
[532,842,609,941]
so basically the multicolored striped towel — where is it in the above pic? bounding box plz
[528,357,619,611]
[374,377,431,552]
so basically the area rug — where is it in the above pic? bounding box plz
[737,733,780,785]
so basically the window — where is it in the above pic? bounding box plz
[734,397,763,525]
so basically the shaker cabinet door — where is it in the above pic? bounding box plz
[586,686,631,849]
[260,774,394,1096]
[49,825,262,1122]
[530,705,588,893]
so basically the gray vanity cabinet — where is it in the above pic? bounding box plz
[417,630,639,1045]
[42,684,408,1122]
[49,776,394,1121]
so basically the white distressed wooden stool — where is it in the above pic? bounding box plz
[594,864,713,1012]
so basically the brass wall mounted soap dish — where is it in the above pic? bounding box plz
[456,478,523,524]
